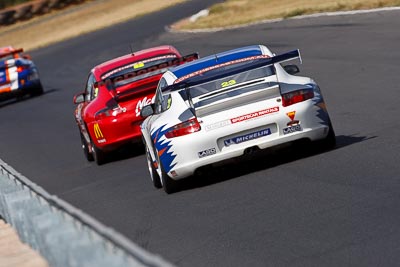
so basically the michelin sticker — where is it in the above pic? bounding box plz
[224,128,271,146]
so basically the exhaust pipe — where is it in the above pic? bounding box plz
[244,146,260,155]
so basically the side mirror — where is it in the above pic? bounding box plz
[284,64,300,75]
[73,92,85,104]
[140,104,154,118]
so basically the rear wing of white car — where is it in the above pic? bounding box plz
[272,49,302,65]
[169,49,302,92]
[175,49,302,117]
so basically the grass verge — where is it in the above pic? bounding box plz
[172,0,400,30]
[0,0,186,51]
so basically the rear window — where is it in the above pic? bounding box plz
[0,54,14,61]
[101,54,178,88]
[189,64,275,98]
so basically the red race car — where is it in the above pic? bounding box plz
[73,45,198,164]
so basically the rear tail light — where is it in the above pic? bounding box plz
[165,118,201,138]
[281,88,314,107]
[95,105,126,120]
[17,65,28,72]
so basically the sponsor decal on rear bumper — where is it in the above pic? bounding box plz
[94,123,106,143]
[198,148,217,158]
[205,107,279,131]
[283,124,302,134]
[230,107,279,124]
[224,128,271,146]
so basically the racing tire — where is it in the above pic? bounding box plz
[80,132,94,162]
[318,122,336,151]
[157,155,179,194]
[160,166,179,194]
[31,83,44,96]
[145,146,162,188]
[92,142,107,165]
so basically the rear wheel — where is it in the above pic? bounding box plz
[160,167,179,194]
[31,82,44,96]
[157,154,179,194]
[80,132,94,162]
[92,141,107,165]
[145,146,162,188]
[318,122,336,151]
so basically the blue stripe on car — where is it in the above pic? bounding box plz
[171,45,263,79]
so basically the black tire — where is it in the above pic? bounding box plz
[157,154,179,194]
[318,122,336,151]
[31,82,44,96]
[160,167,179,194]
[92,141,107,165]
[80,132,94,162]
[145,146,162,188]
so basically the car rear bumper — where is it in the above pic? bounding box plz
[167,124,329,180]
[89,118,143,152]
[0,80,41,99]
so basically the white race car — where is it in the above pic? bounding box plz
[140,45,335,193]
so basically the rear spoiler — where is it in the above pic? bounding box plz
[271,49,302,65]
[222,49,302,74]
[95,53,199,89]
[176,49,302,117]
[0,48,24,58]
[172,49,302,86]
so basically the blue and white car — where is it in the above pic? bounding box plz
[0,46,43,99]
[140,45,335,193]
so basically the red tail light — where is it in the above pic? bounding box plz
[165,118,201,138]
[17,65,28,72]
[281,89,314,107]
[95,106,126,120]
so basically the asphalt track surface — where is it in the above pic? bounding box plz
[1,1,400,266]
